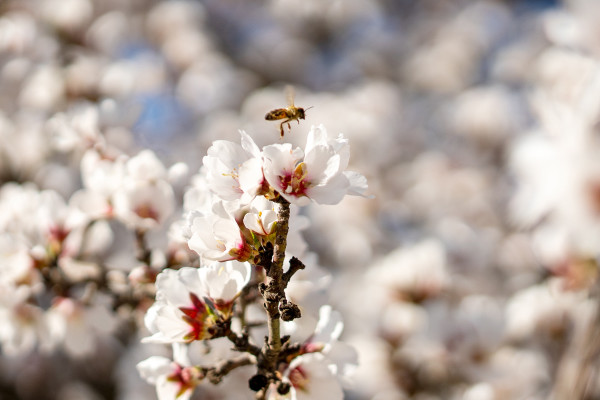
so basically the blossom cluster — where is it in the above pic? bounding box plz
[134,124,366,399]
[3,0,600,400]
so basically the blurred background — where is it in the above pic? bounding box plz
[3,0,600,399]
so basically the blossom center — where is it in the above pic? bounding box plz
[280,163,310,196]
[179,293,210,341]
[167,364,202,398]
[135,203,160,221]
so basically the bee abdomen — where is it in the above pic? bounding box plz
[265,109,287,120]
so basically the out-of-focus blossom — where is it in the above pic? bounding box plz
[0,284,50,356]
[505,279,586,341]
[46,102,103,153]
[277,305,357,398]
[270,352,344,400]
[46,297,118,357]
[112,150,176,231]
[368,239,448,303]
[138,343,202,400]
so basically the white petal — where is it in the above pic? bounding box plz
[344,171,371,197]
[304,145,338,184]
[313,306,344,345]
[156,269,191,307]
[306,174,349,205]
[172,343,192,366]
[239,157,265,201]
[243,213,267,235]
[240,130,261,157]
[137,356,174,384]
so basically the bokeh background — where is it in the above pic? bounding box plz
[4,0,600,399]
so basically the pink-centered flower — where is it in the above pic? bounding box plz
[112,150,175,230]
[142,262,250,344]
[268,353,344,400]
[137,343,202,400]
[187,200,253,262]
[263,125,369,206]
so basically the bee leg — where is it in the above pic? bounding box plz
[279,121,285,137]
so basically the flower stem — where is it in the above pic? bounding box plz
[260,198,290,377]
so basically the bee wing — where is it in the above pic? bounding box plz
[285,85,295,107]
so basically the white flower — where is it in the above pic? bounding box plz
[45,297,118,357]
[0,233,32,285]
[303,306,344,354]
[112,179,175,230]
[263,125,368,206]
[187,201,252,262]
[198,261,251,315]
[280,305,357,393]
[203,130,264,203]
[143,263,250,343]
[242,196,277,236]
[269,353,344,400]
[367,239,448,302]
[46,102,103,153]
[0,284,50,356]
[80,148,126,198]
[126,149,168,182]
[111,150,175,230]
[137,343,201,400]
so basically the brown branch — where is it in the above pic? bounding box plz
[204,354,256,384]
[264,199,290,364]
[283,257,305,285]
[226,329,261,356]
[251,198,291,392]
[135,228,152,265]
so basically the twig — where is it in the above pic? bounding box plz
[204,354,256,384]
[226,329,261,356]
[134,228,152,265]
[283,257,305,285]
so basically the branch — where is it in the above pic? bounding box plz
[251,198,290,391]
[204,354,256,384]
[282,257,305,285]
[226,329,261,356]
[134,228,152,265]
[265,199,290,361]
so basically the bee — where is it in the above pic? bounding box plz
[265,86,312,137]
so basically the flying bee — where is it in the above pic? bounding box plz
[265,86,312,137]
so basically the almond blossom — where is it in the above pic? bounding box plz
[203,130,265,203]
[45,297,118,357]
[269,353,344,400]
[112,150,176,231]
[187,206,253,262]
[137,343,202,400]
[262,125,369,206]
[142,262,251,344]
[274,305,357,399]
[0,284,50,356]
